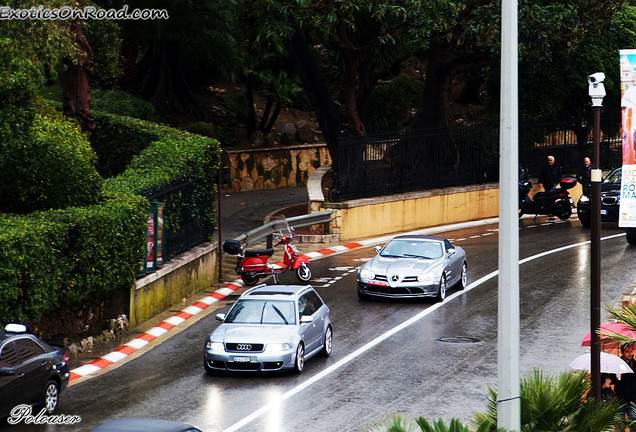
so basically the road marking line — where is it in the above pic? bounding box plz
[67,216,614,382]
[221,231,626,432]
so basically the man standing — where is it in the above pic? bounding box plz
[576,157,592,196]
[538,155,562,192]
[612,343,636,425]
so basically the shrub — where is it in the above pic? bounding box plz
[90,113,172,178]
[0,99,103,214]
[365,74,425,133]
[90,89,159,121]
[0,194,147,324]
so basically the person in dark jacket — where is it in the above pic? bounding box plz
[612,343,636,424]
[576,157,592,196]
[538,155,562,192]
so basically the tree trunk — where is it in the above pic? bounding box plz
[410,38,459,168]
[63,20,95,133]
[282,15,342,166]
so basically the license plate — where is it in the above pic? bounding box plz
[600,210,608,215]
[369,280,388,287]
[233,356,251,363]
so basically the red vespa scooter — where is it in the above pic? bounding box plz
[222,220,311,286]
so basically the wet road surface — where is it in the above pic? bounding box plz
[4,217,635,431]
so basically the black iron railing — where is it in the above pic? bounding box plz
[331,116,622,202]
[145,177,210,261]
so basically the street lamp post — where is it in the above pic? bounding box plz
[588,72,605,402]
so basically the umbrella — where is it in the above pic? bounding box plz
[581,322,636,348]
[568,352,634,374]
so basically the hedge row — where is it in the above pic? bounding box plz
[0,194,147,324]
[0,111,220,326]
[91,113,195,178]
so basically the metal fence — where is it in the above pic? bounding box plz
[331,116,622,202]
[145,177,210,261]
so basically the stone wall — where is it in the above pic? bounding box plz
[222,144,331,192]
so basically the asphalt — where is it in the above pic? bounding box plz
[67,185,636,377]
[218,186,309,243]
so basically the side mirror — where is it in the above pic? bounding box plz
[215,313,226,322]
[0,367,15,377]
[447,249,456,256]
[300,315,313,324]
[373,246,381,254]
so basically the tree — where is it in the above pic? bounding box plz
[471,369,623,431]
[97,0,242,121]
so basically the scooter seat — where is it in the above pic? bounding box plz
[244,248,274,257]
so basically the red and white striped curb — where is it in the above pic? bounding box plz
[68,241,368,382]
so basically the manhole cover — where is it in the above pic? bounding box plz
[435,336,481,344]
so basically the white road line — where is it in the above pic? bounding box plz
[221,231,626,432]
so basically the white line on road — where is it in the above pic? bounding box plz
[221,231,626,432]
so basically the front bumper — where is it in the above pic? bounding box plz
[357,281,439,298]
[576,201,619,222]
[203,349,295,372]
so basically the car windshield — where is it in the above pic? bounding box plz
[225,299,296,325]
[380,239,443,259]
[603,169,621,184]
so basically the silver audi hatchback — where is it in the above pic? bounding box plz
[203,284,332,374]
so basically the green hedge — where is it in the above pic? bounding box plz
[91,112,195,178]
[0,111,219,327]
[0,100,103,214]
[0,194,147,324]
[103,116,220,238]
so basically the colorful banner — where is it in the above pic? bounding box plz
[619,49,636,227]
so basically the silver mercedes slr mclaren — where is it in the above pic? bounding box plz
[357,234,467,302]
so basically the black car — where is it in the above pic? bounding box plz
[91,418,203,432]
[0,324,70,417]
[576,167,622,228]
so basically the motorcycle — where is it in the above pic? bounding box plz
[222,217,312,286]
[518,176,577,220]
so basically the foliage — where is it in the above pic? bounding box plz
[90,113,173,177]
[91,89,159,121]
[101,115,220,239]
[0,99,103,214]
[471,369,622,432]
[371,416,501,432]
[0,194,147,324]
[82,10,123,89]
[0,0,76,100]
[485,4,636,122]
[365,74,425,133]
[96,0,242,119]
[181,122,219,138]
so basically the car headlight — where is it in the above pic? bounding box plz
[579,195,589,203]
[417,271,436,283]
[265,343,291,352]
[206,342,224,351]
[359,268,375,281]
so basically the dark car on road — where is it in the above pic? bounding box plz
[0,324,70,417]
[577,167,622,228]
[91,418,203,432]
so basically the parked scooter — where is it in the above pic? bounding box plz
[519,177,577,220]
[222,217,311,286]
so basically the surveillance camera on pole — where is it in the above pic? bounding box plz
[587,71,604,402]
[588,73,606,107]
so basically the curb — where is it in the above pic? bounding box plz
[67,240,368,382]
[66,214,584,382]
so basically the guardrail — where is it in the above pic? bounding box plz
[233,211,334,248]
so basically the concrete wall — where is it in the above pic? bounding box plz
[130,242,218,327]
[318,185,500,241]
